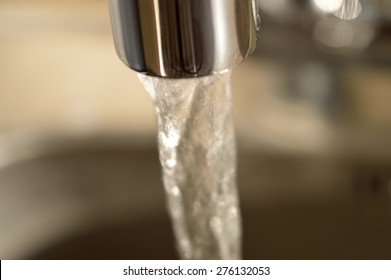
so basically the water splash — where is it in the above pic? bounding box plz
[138,72,241,260]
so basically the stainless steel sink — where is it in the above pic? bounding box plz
[1,136,391,259]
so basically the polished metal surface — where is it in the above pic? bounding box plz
[108,0,259,78]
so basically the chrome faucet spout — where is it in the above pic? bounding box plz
[109,0,259,78]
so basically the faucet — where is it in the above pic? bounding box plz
[108,0,259,78]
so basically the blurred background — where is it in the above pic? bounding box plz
[1,0,391,259]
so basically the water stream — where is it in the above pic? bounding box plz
[138,72,241,260]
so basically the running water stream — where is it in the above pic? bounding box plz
[138,72,241,260]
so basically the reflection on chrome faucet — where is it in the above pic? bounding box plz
[108,0,258,78]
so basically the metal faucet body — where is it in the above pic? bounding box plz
[109,0,259,78]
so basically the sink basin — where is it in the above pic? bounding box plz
[1,136,391,260]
